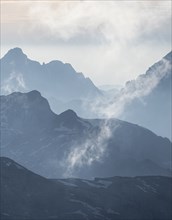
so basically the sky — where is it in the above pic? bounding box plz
[1,0,171,86]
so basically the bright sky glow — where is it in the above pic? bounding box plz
[1,0,171,86]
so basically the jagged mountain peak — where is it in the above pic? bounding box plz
[2,47,27,61]
[5,90,41,97]
[57,109,84,129]
[26,90,42,99]
[0,91,56,132]
[1,47,101,101]
[7,47,24,55]
[45,60,77,75]
[1,91,171,178]
[3,90,47,106]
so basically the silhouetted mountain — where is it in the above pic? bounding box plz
[121,51,172,139]
[1,157,172,220]
[0,47,101,102]
[1,48,171,139]
[0,91,171,178]
[0,157,66,220]
[0,90,56,133]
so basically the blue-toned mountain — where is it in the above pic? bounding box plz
[1,48,101,102]
[0,91,171,178]
[1,157,172,220]
[121,51,172,139]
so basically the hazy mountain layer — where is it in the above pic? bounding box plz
[1,48,171,139]
[0,91,171,178]
[0,47,101,102]
[121,51,172,139]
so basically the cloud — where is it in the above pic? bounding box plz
[1,1,171,85]
[60,55,171,177]
[1,71,27,94]
[28,1,171,45]
[90,57,172,119]
[3,1,170,45]
[62,120,112,177]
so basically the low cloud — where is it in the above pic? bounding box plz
[61,56,171,177]
[63,120,112,177]
[90,57,171,119]
[28,1,170,45]
[1,71,26,94]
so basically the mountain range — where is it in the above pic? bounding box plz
[0,48,171,220]
[1,157,172,220]
[0,47,101,106]
[0,91,171,179]
[0,48,171,140]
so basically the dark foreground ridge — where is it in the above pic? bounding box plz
[1,157,172,220]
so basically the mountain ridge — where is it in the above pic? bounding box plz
[120,51,171,139]
[1,47,101,102]
[1,91,171,179]
[1,156,172,220]
[1,48,171,139]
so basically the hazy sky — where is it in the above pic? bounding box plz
[1,0,171,86]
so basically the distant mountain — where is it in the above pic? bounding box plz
[0,47,101,112]
[1,48,171,139]
[1,157,172,220]
[120,51,172,139]
[0,91,171,178]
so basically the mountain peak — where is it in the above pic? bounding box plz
[1,91,56,132]
[3,47,27,61]
[5,90,42,100]
[59,109,78,118]
[10,47,23,52]
[7,47,25,55]
[27,90,42,98]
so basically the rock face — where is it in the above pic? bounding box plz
[0,91,171,178]
[1,157,172,220]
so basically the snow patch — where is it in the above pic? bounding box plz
[136,185,147,193]
[58,180,78,187]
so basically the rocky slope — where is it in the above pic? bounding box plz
[1,157,172,220]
